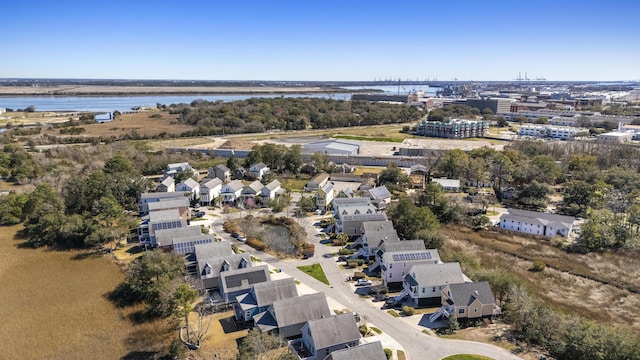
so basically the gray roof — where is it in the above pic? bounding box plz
[329,341,387,360]
[320,182,334,194]
[177,178,199,191]
[366,229,399,247]
[250,162,268,170]
[341,213,387,222]
[155,226,206,247]
[264,179,281,191]
[220,264,270,293]
[303,139,360,155]
[306,313,361,350]
[362,220,395,234]
[148,208,181,222]
[160,177,174,187]
[194,241,234,261]
[309,172,330,184]
[223,180,244,192]
[410,164,428,174]
[383,249,441,265]
[237,277,298,310]
[333,197,371,208]
[367,185,391,200]
[447,281,496,306]
[201,177,222,188]
[141,191,190,201]
[404,262,464,287]
[199,253,252,278]
[338,204,377,217]
[381,239,426,253]
[146,198,189,212]
[167,162,191,171]
[270,292,330,328]
[213,164,229,172]
[244,180,264,193]
[500,208,576,229]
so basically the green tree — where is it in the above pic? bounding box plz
[227,153,240,172]
[415,229,445,249]
[378,162,409,190]
[297,195,315,213]
[283,145,302,174]
[387,198,439,239]
[104,153,135,175]
[514,181,552,211]
[436,149,469,179]
[0,192,28,225]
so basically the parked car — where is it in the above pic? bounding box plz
[355,278,372,286]
[373,294,389,302]
[237,236,246,243]
[322,253,333,258]
[384,298,397,308]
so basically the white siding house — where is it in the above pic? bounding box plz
[499,208,578,237]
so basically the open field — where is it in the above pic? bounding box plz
[0,225,175,359]
[0,85,347,96]
[442,226,640,333]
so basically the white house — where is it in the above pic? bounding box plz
[221,180,244,205]
[156,176,175,192]
[380,249,441,290]
[249,162,270,180]
[176,178,200,200]
[366,185,392,209]
[261,180,282,202]
[315,182,334,211]
[199,178,223,206]
[305,172,330,192]
[400,262,466,307]
[499,208,578,237]
[431,178,461,192]
[163,162,199,179]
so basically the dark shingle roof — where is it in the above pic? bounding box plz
[448,281,496,306]
[220,265,270,293]
[405,262,464,287]
[328,341,387,360]
[270,292,330,328]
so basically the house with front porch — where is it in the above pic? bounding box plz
[198,253,253,290]
[234,277,298,322]
[400,262,465,307]
[261,180,282,202]
[249,162,270,180]
[199,177,223,206]
[176,178,200,201]
[315,182,334,211]
[209,164,231,182]
[499,208,579,237]
[221,180,244,205]
[156,176,175,192]
[240,180,264,207]
[366,185,392,209]
[437,281,498,322]
[163,162,199,180]
[139,191,191,215]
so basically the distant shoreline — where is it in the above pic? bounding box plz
[0,85,378,97]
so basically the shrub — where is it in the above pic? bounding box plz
[402,306,415,316]
[347,262,358,268]
[338,248,352,255]
[223,221,240,234]
[353,272,365,280]
[246,238,267,251]
[358,325,368,336]
[384,348,392,359]
[531,258,546,272]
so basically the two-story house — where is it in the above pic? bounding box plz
[156,176,175,192]
[299,313,361,360]
[366,185,392,209]
[209,164,231,182]
[219,264,271,303]
[163,162,199,180]
[261,180,282,203]
[240,180,264,207]
[401,262,466,307]
[325,341,387,360]
[254,292,330,338]
[139,191,191,215]
[315,182,334,211]
[199,177,223,206]
[176,178,200,201]
[221,180,244,205]
[499,208,578,237]
[437,281,497,322]
[249,162,270,180]
[234,277,298,322]
[138,208,187,246]
[381,249,441,291]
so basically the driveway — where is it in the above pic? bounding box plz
[208,208,523,360]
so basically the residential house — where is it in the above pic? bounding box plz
[325,341,387,360]
[163,162,199,179]
[358,177,377,191]
[305,172,330,191]
[338,213,387,238]
[221,180,244,205]
[366,185,392,209]
[368,239,426,274]
[209,164,231,182]
[381,249,442,291]
[331,197,372,217]
[439,281,497,321]
[351,220,399,259]
[401,262,466,307]
[261,180,282,203]
[431,178,460,192]
[145,197,190,218]
[199,178,223,206]
[219,264,271,303]
[233,167,247,180]
[155,226,212,253]
[156,176,175,192]
[198,253,252,290]
[249,162,270,180]
[176,178,200,201]
[188,241,234,276]
[139,191,190,214]
[138,208,187,246]
[298,313,361,360]
[254,292,331,338]
[410,164,428,176]
[234,277,298,322]
[240,180,264,207]
[499,208,578,237]
[315,182,334,211]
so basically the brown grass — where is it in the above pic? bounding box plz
[442,226,640,333]
[0,225,173,359]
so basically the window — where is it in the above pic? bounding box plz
[474,308,478,313]
[458,308,465,314]
[390,264,393,269]
[432,287,436,292]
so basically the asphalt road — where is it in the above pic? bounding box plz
[209,207,523,360]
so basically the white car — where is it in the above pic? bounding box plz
[355,279,372,286]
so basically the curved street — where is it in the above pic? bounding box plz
[207,207,523,360]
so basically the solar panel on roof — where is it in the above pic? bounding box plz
[392,252,432,262]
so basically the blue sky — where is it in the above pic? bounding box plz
[1,0,638,81]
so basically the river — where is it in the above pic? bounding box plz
[0,86,439,113]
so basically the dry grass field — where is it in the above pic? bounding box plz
[442,226,640,333]
[0,225,172,359]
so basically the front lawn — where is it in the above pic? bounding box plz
[297,263,330,285]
